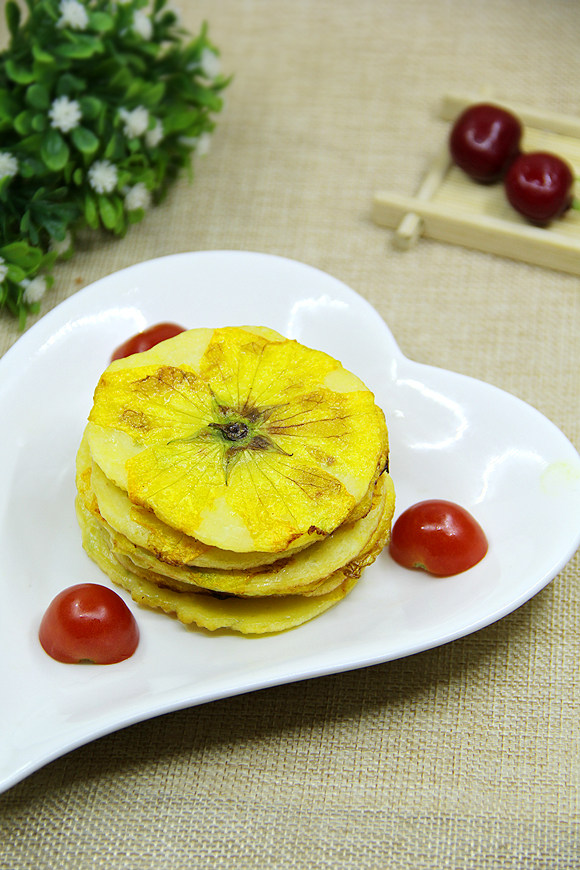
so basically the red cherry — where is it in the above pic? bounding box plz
[504,152,575,225]
[449,103,522,183]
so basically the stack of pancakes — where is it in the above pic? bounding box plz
[75,326,395,635]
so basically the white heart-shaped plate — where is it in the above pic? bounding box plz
[1,251,578,793]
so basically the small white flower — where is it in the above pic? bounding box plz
[178,133,212,155]
[133,10,153,40]
[88,160,118,194]
[196,132,212,156]
[124,183,151,212]
[119,106,149,139]
[49,231,73,257]
[57,0,89,31]
[0,152,18,180]
[22,276,47,305]
[200,48,221,80]
[48,95,82,133]
[145,119,163,148]
[0,258,8,283]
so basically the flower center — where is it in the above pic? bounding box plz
[215,421,249,442]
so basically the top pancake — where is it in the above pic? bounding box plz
[86,326,389,553]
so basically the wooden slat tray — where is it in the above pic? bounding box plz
[372,92,580,275]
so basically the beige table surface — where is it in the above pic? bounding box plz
[1,1,579,868]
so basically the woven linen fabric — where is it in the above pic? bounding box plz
[0,1,578,868]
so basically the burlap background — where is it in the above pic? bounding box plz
[1,1,578,868]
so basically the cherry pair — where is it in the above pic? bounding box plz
[449,103,575,226]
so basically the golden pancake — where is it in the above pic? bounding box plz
[108,468,393,602]
[76,498,362,635]
[87,326,388,553]
[76,325,394,635]
[89,435,381,569]
[79,430,318,569]
[97,473,394,596]
[77,429,393,594]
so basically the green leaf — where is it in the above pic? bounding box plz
[32,113,48,132]
[186,85,224,111]
[104,131,125,161]
[5,1,20,36]
[0,177,13,198]
[19,156,46,177]
[38,213,70,239]
[162,110,198,134]
[23,213,40,245]
[41,129,70,172]
[73,168,84,185]
[84,194,99,229]
[79,96,103,121]
[125,80,146,102]
[6,264,26,283]
[88,11,115,32]
[128,208,145,225]
[0,91,18,120]
[32,44,55,64]
[116,170,133,189]
[26,83,51,110]
[57,73,87,96]
[109,68,132,90]
[5,59,35,84]
[31,186,48,201]
[98,195,118,230]
[54,37,104,60]
[40,253,58,274]
[16,134,45,158]
[71,125,99,155]
[139,42,160,60]
[14,110,35,136]
[140,81,166,108]
[0,242,43,272]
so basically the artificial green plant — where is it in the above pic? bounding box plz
[0,0,228,327]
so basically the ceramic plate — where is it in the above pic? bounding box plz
[1,251,578,794]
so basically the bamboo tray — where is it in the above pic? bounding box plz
[372,92,580,275]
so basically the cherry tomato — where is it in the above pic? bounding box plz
[449,103,522,183]
[111,322,186,361]
[504,151,574,225]
[389,500,488,576]
[39,583,139,664]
